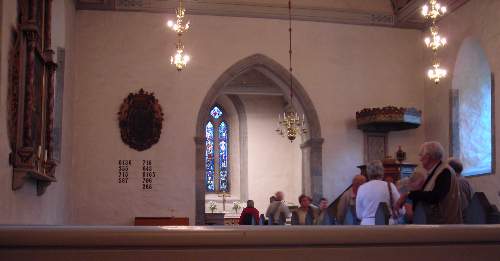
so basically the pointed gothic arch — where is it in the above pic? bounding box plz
[194,54,323,224]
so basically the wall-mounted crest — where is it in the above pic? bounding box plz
[118,89,164,151]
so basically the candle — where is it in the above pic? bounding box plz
[44,150,48,161]
[38,146,42,159]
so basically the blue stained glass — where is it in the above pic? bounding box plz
[219,121,229,192]
[210,106,223,119]
[205,122,215,192]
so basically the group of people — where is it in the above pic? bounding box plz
[238,191,331,225]
[344,141,474,225]
[238,141,474,226]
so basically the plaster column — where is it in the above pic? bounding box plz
[194,137,205,225]
[301,137,324,203]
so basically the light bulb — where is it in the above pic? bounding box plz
[421,5,429,16]
[425,37,431,46]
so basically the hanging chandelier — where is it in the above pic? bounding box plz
[424,26,447,51]
[167,0,190,34]
[167,0,190,71]
[275,0,307,142]
[427,61,447,84]
[170,39,190,71]
[422,0,448,84]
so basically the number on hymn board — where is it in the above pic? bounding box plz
[118,159,131,184]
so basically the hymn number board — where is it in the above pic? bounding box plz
[117,160,158,190]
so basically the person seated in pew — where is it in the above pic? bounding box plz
[315,197,333,225]
[396,171,426,224]
[448,157,474,216]
[337,175,366,224]
[294,194,318,225]
[238,200,260,225]
[356,160,402,225]
[265,191,291,224]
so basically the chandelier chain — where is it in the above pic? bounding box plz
[288,0,293,105]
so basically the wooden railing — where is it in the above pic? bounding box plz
[1,225,500,260]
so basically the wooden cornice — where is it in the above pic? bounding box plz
[75,0,470,30]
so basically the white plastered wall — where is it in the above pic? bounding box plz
[69,10,425,224]
[423,0,500,207]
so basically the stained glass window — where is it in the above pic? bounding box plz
[219,121,229,192]
[205,105,230,193]
[205,122,215,192]
[210,106,223,119]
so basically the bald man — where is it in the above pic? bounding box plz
[336,175,367,224]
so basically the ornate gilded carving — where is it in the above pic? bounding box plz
[118,89,164,151]
[8,0,58,195]
[356,106,422,132]
[7,29,20,152]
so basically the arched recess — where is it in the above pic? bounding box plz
[194,54,323,225]
[450,37,494,176]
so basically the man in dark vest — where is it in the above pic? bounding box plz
[407,141,462,224]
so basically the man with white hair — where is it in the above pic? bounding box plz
[407,141,462,224]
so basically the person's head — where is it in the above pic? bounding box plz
[275,191,284,201]
[419,141,444,170]
[319,197,328,210]
[269,195,277,203]
[246,200,254,208]
[384,176,394,184]
[366,160,384,181]
[448,157,463,176]
[298,194,311,208]
[352,175,367,194]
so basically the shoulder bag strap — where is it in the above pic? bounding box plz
[387,181,398,218]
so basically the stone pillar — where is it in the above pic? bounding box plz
[194,136,206,225]
[301,137,324,203]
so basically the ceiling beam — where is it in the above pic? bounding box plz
[395,0,427,25]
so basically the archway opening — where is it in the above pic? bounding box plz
[194,54,323,224]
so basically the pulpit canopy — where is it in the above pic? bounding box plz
[356,106,421,132]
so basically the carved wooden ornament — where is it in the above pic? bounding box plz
[118,89,164,151]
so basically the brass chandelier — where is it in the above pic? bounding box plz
[275,0,307,142]
[422,0,448,84]
[167,0,190,71]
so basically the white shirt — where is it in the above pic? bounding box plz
[356,180,401,225]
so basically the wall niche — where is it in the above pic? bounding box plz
[8,0,58,195]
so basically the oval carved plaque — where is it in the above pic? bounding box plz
[118,89,164,151]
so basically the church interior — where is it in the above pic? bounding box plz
[1,0,500,260]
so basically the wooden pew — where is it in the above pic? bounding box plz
[464,192,500,224]
[343,206,360,225]
[291,211,299,225]
[375,202,390,225]
[412,202,427,224]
